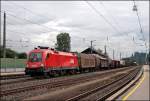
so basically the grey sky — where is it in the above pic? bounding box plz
[1,1,149,60]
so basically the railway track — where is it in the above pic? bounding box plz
[0,67,141,100]
[66,67,140,101]
[0,66,136,97]
[0,76,34,85]
[22,66,141,101]
[0,74,27,80]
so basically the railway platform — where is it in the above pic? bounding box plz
[0,72,25,76]
[117,65,149,100]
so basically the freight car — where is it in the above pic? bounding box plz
[25,46,121,76]
[109,60,120,68]
[78,53,96,72]
[120,60,126,67]
[92,54,108,70]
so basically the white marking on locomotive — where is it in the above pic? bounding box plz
[70,59,74,64]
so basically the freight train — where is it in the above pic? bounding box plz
[25,46,121,76]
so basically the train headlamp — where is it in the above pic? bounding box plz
[40,64,44,67]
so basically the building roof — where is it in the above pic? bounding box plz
[81,47,108,58]
[92,54,107,60]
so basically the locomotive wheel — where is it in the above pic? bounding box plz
[44,72,49,78]
[70,70,76,75]
[60,70,66,76]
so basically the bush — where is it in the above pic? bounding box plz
[18,53,27,59]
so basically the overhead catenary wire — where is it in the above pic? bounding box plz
[86,1,137,43]
[133,1,147,44]
[1,2,60,39]
[74,3,143,54]
[99,1,141,50]
[99,1,137,39]
[1,1,147,60]
[133,0,148,64]
[99,1,122,31]
[6,39,29,43]
[99,1,129,57]
[0,11,53,32]
[85,1,134,58]
[86,1,148,59]
[10,1,55,22]
[85,1,120,34]
[6,26,51,36]
[0,11,56,49]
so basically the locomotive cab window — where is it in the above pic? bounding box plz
[29,52,42,62]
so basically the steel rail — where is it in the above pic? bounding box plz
[96,67,140,101]
[0,67,137,96]
[0,77,34,85]
[0,74,27,80]
[66,67,140,101]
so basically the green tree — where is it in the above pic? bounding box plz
[55,32,71,52]
[0,46,18,58]
[96,48,103,54]
[0,46,3,58]
[17,52,27,59]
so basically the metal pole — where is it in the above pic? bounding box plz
[145,49,148,65]
[104,45,106,55]
[91,40,92,53]
[3,12,6,72]
[14,56,16,72]
[120,52,121,60]
[113,49,114,60]
[3,12,6,58]
[90,40,96,54]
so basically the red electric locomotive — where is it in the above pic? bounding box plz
[25,46,79,76]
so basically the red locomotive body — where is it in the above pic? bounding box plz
[45,50,79,69]
[25,47,79,75]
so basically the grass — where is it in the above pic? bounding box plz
[0,58,27,68]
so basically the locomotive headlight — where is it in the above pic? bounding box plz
[40,64,44,67]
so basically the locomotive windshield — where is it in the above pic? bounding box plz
[29,52,42,62]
